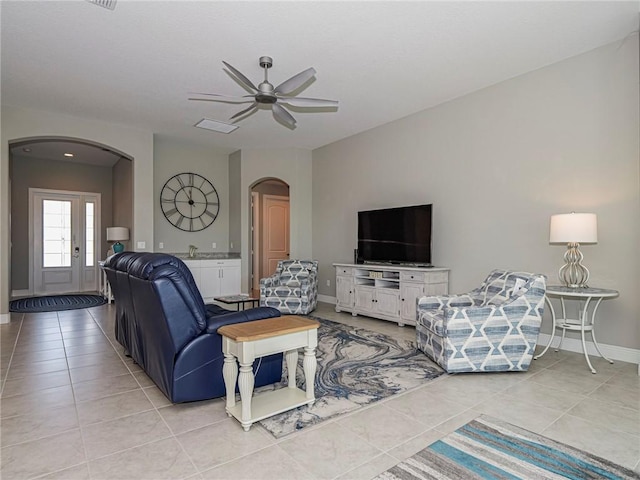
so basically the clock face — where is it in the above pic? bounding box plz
[160,172,220,232]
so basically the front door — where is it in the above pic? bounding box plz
[31,189,101,295]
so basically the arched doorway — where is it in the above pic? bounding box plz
[250,178,290,293]
[9,137,133,296]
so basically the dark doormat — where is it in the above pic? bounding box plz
[10,294,107,313]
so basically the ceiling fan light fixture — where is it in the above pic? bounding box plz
[194,118,239,134]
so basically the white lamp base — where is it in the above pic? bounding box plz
[559,242,590,288]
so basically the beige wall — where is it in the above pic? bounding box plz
[10,156,114,290]
[312,39,639,350]
[228,150,242,254]
[0,106,154,320]
[153,136,231,254]
[238,148,313,292]
[112,157,133,249]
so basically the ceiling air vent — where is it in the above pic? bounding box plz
[85,0,117,10]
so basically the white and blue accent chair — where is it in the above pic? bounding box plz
[260,260,319,315]
[416,269,546,373]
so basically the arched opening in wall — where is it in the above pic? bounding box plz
[8,137,134,297]
[250,178,290,294]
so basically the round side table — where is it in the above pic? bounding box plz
[534,285,619,374]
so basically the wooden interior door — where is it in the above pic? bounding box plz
[262,195,290,278]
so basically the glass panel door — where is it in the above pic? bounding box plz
[42,199,72,267]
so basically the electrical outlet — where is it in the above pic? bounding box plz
[137,241,146,249]
[212,242,217,249]
[326,280,330,287]
[158,242,164,249]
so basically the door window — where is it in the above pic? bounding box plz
[42,199,72,267]
[85,202,95,266]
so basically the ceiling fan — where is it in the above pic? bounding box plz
[189,56,338,129]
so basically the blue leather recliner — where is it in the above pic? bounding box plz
[105,252,283,403]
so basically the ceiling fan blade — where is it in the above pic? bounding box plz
[222,61,258,92]
[277,96,338,108]
[272,103,297,128]
[230,102,258,121]
[274,67,316,95]
[188,93,255,104]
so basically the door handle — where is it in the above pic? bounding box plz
[73,246,80,258]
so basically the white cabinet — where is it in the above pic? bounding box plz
[334,263,449,327]
[335,266,354,310]
[185,259,241,302]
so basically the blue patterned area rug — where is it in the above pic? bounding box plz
[9,294,107,313]
[258,316,444,438]
[376,415,639,480]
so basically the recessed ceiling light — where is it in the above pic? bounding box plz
[64,153,74,157]
[194,118,239,134]
[22,147,31,153]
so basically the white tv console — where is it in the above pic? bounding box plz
[333,263,449,327]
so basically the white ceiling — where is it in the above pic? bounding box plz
[2,1,638,155]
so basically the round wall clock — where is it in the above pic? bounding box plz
[160,172,220,232]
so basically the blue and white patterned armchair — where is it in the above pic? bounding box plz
[260,260,319,315]
[416,269,546,373]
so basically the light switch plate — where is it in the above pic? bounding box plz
[137,241,146,249]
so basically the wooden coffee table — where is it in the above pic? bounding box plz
[218,315,320,431]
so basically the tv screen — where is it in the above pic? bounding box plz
[357,204,432,266]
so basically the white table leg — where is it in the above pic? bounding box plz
[580,298,597,374]
[535,295,556,359]
[589,297,614,364]
[285,349,298,389]
[223,354,238,414]
[303,346,317,402]
[238,361,254,431]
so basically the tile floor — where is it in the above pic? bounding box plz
[1,301,638,479]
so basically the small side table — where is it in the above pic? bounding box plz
[535,285,619,373]
[218,315,320,431]
[214,294,260,311]
[98,261,113,304]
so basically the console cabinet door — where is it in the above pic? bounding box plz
[400,283,425,324]
[375,289,400,317]
[354,286,375,314]
[336,275,354,309]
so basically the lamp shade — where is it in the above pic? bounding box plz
[106,227,129,242]
[549,213,597,244]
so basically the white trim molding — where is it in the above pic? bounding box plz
[318,294,336,305]
[11,289,31,299]
[536,333,639,365]
[0,312,10,324]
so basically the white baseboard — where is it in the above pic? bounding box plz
[11,289,31,299]
[536,333,639,365]
[318,294,336,305]
[317,294,638,366]
[0,313,10,324]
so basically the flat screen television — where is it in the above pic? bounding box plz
[357,204,432,266]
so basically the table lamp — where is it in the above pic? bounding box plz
[106,227,129,254]
[549,212,597,288]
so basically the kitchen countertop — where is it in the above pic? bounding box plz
[169,252,241,260]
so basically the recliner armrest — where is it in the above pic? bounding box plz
[205,307,281,334]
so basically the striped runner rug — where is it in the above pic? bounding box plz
[376,415,639,480]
